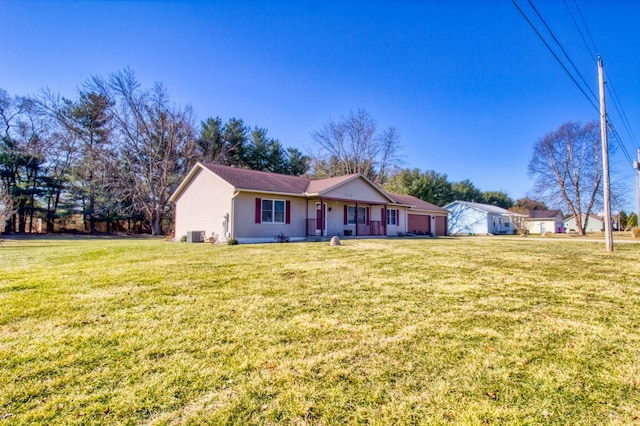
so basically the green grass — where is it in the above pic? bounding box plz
[1,236,640,425]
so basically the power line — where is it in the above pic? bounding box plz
[511,0,599,113]
[562,0,637,153]
[568,0,599,57]
[607,79,639,148]
[606,119,635,168]
[563,0,639,163]
[515,0,639,177]
[563,0,596,58]
[526,0,599,106]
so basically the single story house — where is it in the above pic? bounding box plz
[564,214,605,233]
[169,163,449,243]
[444,200,515,235]
[524,209,565,234]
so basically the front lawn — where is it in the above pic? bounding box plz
[1,237,639,424]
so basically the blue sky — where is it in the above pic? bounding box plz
[2,0,639,211]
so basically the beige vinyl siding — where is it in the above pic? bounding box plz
[321,179,390,204]
[233,193,307,239]
[173,169,234,241]
[526,218,565,234]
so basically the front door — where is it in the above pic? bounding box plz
[540,223,546,234]
[315,203,327,235]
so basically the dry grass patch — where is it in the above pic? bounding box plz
[1,237,640,424]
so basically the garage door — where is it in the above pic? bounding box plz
[435,216,447,236]
[408,214,430,234]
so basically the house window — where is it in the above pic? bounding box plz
[347,206,367,224]
[261,199,286,224]
[387,209,398,226]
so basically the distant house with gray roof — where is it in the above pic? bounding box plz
[524,209,565,234]
[564,214,605,233]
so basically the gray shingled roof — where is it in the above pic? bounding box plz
[526,209,563,219]
[445,200,512,215]
[201,163,312,194]
[388,193,448,213]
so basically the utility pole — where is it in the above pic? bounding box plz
[598,56,614,252]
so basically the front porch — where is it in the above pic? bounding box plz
[304,198,391,238]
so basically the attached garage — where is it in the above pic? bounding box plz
[435,216,447,236]
[389,193,449,236]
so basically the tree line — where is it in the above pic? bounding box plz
[0,69,309,235]
[383,168,514,208]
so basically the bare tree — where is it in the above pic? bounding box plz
[310,109,401,184]
[508,205,529,235]
[528,121,602,235]
[92,69,198,235]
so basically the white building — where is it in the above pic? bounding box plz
[444,200,515,235]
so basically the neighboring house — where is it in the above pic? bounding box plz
[564,214,605,233]
[524,209,565,234]
[169,163,449,243]
[444,200,515,235]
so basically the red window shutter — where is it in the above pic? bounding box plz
[285,200,291,224]
[366,207,370,225]
[396,209,400,226]
[344,205,348,225]
[255,198,262,223]
[381,207,386,225]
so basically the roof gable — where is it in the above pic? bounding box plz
[312,174,396,203]
[305,174,359,194]
[169,163,236,202]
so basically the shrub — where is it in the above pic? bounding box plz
[179,235,187,242]
[632,227,640,239]
[274,233,290,243]
[227,238,238,245]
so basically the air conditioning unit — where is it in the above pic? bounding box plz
[186,231,205,243]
